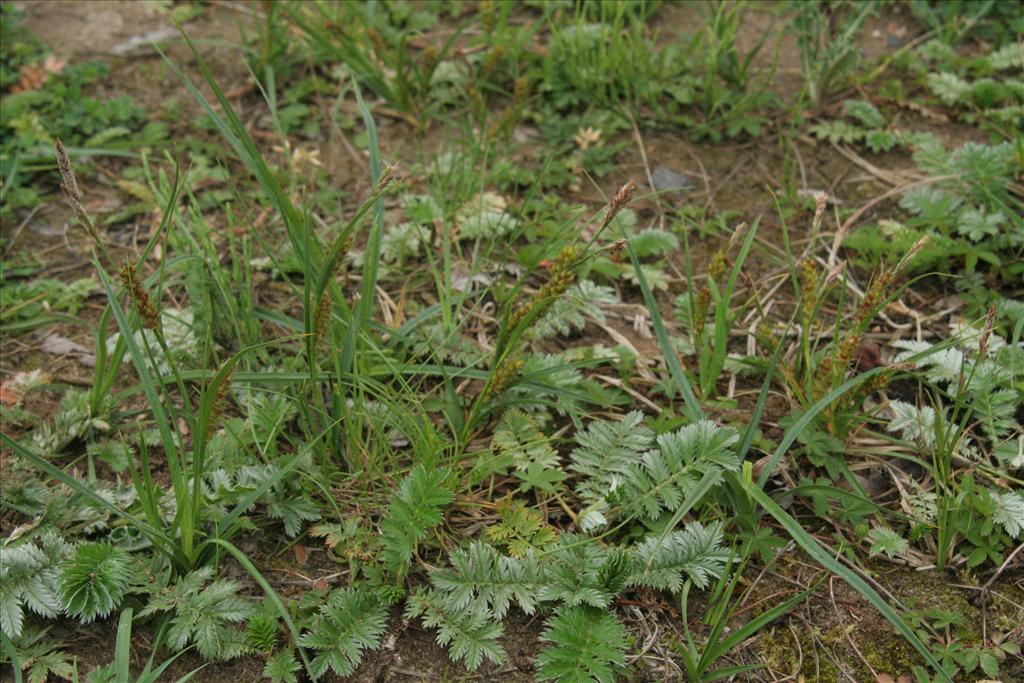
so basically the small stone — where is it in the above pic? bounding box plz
[651,166,695,193]
[40,334,88,355]
[29,221,66,237]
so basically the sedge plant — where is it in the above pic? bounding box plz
[627,205,952,680]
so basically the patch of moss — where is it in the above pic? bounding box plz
[882,568,981,640]
[754,586,941,681]
[852,625,921,679]
[758,625,843,680]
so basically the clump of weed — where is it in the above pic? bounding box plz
[1,16,163,219]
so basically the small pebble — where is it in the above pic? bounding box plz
[651,166,695,193]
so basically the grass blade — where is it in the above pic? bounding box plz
[0,631,22,683]
[740,470,950,681]
[339,83,387,376]
[114,608,132,683]
[624,235,704,422]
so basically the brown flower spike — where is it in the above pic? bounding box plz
[118,262,160,330]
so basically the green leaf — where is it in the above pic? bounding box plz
[626,420,739,520]
[298,587,388,679]
[492,410,560,472]
[629,521,728,591]
[957,207,1004,242]
[630,229,680,258]
[0,531,71,639]
[536,606,627,683]
[0,590,23,641]
[926,72,971,106]
[539,534,613,608]
[429,542,544,619]
[26,649,73,683]
[865,129,898,152]
[625,236,703,421]
[267,496,321,538]
[206,539,312,674]
[484,500,558,556]
[405,589,506,671]
[139,567,253,661]
[263,650,300,683]
[380,466,454,577]
[810,120,864,144]
[59,543,131,622]
[867,526,909,559]
[843,99,885,128]
[991,490,1024,539]
[569,411,653,517]
[516,459,566,493]
[246,612,278,653]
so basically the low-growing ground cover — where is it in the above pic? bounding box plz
[0,1,1021,682]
